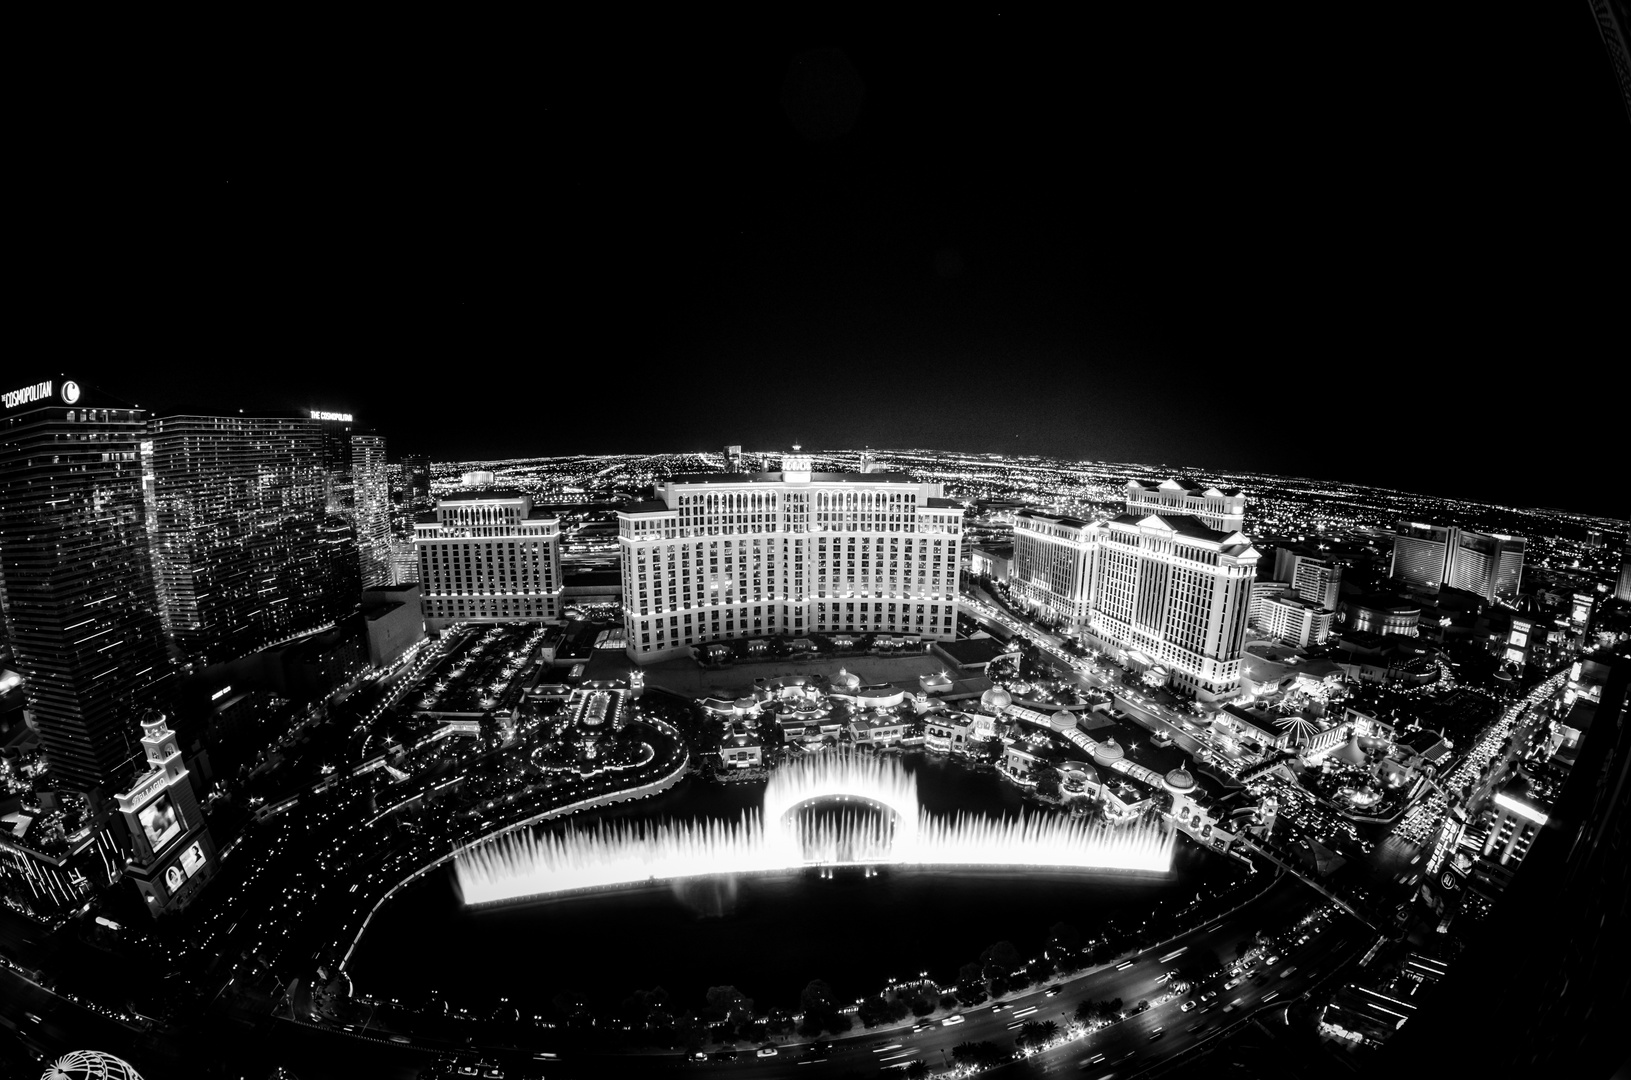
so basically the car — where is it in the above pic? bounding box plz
[1280,966,1297,979]
[1264,955,1280,966]
[1153,972,1171,984]
[1045,985,1063,997]
[942,1014,965,1026]
[1200,991,1217,1002]
[1115,961,1136,971]
[1148,1027,1166,1041]
[757,1046,778,1058]
[690,1051,708,1061]
[709,1050,738,1061]
[1181,1001,1197,1012]
[1223,978,1241,990]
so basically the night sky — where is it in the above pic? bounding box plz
[22,11,1630,515]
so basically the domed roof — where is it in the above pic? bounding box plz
[1050,708,1076,732]
[981,686,1013,712]
[833,668,861,689]
[1091,738,1125,767]
[1164,767,1196,792]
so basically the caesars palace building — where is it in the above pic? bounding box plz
[1011,478,1260,702]
[619,451,964,662]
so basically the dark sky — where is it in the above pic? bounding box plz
[21,11,1630,516]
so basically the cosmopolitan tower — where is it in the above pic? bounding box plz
[619,449,964,662]
[0,375,173,794]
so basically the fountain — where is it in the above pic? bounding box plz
[455,753,1173,907]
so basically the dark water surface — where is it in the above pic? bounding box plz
[351,754,1242,1011]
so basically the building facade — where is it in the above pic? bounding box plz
[415,490,563,631]
[1011,512,1095,623]
[1011,480,1258,701]
[1390,521,1525,602]
[0,376,173,794]
[145,413,361,666]
[618,452,963,662]
[351,433,393,587]
[115,712,217,916]
[1251,592,1334,648]
[1618,546,1631,603]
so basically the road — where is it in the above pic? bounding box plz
[489,871,1358,1080]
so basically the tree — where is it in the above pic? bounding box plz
[979,940,1022,982]
[1035,770,1062,800]
[703,985,753,1025]
[800,979,835,1018]
[905,1061,930,1080]
[1047,922,1081,962]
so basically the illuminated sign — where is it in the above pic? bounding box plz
[310,410,354,422]
[164,864,185,894]
[211,685,233,701]
[3,380,53,409]
[179,840,206,878]
[1571,661,1582,682]
[1503,647,1526,665]
[1508,631,1528,649]
[138,793,182,853]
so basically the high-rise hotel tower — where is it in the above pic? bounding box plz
[1389,520,1525,603]
[351,433,393,587]
[145,413,362,665]
[415,489,563,631]
[1013,478,1259,701]
[619,450,964,662]
[0,376,172,793]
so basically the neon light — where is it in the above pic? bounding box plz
[310,410,354,422]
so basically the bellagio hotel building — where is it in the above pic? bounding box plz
[1012,478,1259,701]
[620,451,964,662]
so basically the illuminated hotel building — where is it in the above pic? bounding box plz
[1012,479,1259,701]
[618,451,964,662]
[1011,511,1095,624]
[415,490,563,631]
[1449,530,1525,603]
[1389,521,1457,588]
[145,413,361,665]
[0,376,173,793]
[1613,545,1631,602]
[1389,521,1525,603]
[351,433,393,587]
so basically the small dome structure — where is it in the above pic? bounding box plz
[1050,707,1076,732]
[981,686,1013,713]
[1091,738,1125,767]
[832,668,861,690]
[1164,767,1196,793]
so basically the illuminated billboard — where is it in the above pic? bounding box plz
[139,793,182,853]
[1508,630,1528,649]
[179,841,206,878]
[164,864,185,894]
[1504,647,1526,665]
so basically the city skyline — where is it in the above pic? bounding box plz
[22,9,1630,516]
[3,11,1629,1076]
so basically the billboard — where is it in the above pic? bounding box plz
[139,793,182,853]
[164,864,185,895]
[178,840,206,878]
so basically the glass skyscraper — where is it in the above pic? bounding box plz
[146,413,361,665]
[0,376,172,794]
